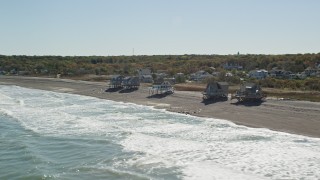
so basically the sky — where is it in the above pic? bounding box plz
[0,0,320,56]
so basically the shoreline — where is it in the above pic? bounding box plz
[1,76,320,138]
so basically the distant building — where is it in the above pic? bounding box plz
[222,62,243,70]
[269,69,296,79]
[304,67,318,77]
[212,71,220,77]
[18,71,30,75]
[40,69,49,74]
[137,68,152,79]
[140,75,153,83]
[10,69,17,75]
[175,73,185,79]
[190,70,213,81]
[155,72,168,78]
[0,68,5,75]
[225,72,233,77]
[249,69,268,79]
[154,70,169,78]
[296,72,307,79]
[136,68,153,83]
[165,77,176,84]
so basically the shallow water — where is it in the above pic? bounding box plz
[0,85,319,180]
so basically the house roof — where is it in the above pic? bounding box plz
[123,76,132,80]
[218,82,229,86]
[142,75,152,78]
[243,82,257,88]
[250,69,268,73]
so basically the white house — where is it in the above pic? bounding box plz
[249,69,268,79]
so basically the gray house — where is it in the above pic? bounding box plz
[304,67,318,77]
[202,82,229,100]
[140,75,153,83]
[122,76,140,89]
[231,83,266,102]
[249,69,268,79]
[109,75,124,88]
[137,68,154,83]
[190,70,213,81]
[222,62,243,70]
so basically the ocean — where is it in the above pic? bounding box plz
[0,85,319,180]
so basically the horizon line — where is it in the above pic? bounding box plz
[1,52,320,57]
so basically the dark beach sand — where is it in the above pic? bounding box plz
[1,76,320,138]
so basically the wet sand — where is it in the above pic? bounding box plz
[1,76,320,138]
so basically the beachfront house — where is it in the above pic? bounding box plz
[121,76,140,89]
[202,81,229,100]
[149,79,174,95]
[249,69,268,79]
[190,70,213,81]
[110,75,124,88]
[231,82,266,102]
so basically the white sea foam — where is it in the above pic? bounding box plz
[1,85,320,180]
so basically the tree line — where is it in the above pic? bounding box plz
[0,53,320,90]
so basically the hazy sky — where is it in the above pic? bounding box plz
[0,0,319,56]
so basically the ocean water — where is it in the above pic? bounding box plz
[0,85,320,180]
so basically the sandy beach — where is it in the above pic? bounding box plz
[1,76,320,138]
